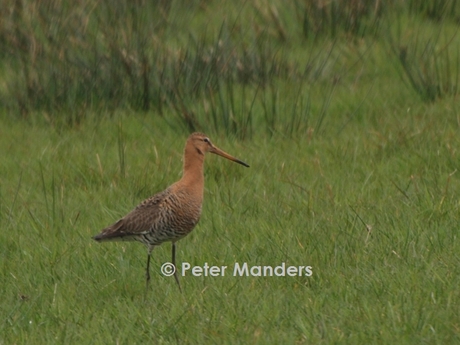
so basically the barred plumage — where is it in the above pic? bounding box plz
[92,132,249,291]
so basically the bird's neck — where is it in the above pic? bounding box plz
[180,145,205,188]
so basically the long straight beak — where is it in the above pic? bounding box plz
[210,146,250,167]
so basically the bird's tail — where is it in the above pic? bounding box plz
[92,219,137,242]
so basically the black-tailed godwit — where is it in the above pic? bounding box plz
[92,132,249,291]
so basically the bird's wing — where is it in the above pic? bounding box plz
[93,189,169,242]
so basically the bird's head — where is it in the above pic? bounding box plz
[187,132,249,167]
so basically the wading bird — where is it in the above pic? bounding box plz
[92,132,249,291]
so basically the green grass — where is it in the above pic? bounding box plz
[1,1,460,344]
[1,110,459,344]
[3,0,460,124]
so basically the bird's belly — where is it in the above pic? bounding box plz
[149,194,202,244]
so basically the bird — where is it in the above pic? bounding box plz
[92,132,249,291]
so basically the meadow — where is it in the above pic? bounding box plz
[1,1,460,344]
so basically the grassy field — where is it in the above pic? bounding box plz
[1,1,460,344]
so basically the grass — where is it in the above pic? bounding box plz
[1,110,459,344]
[1,0,460,344]
[3,0,460,128]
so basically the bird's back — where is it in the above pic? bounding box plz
[93,184,203,246]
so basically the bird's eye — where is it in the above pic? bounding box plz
[203,138,210,143]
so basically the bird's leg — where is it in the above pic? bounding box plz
[145,246,154,290]
[172,242,182,293]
